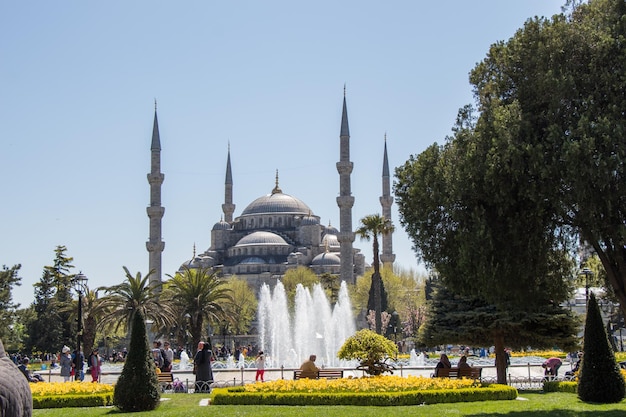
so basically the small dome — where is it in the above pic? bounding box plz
[322,234,340,248]
[235,231,288,246]
[212,219,231,231]
[325,224,339,235]
[311,252,341,266]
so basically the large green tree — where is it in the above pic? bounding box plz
[419,282,579,367]
[395,31,580,382]
[356,214,394,335]
[98,267,175,335]
[164,266,232,356]
[466,0,626,317]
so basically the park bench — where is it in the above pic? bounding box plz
[157,372,174,392]
[293,369,344,380]
[434,367,482,380]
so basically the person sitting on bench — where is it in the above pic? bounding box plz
[299,354,320,379]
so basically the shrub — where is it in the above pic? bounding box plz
[577,292,625,403]
[337,329,397,375]
[543,381,577,393]
[212,384,517,406]
[113,310,161,411]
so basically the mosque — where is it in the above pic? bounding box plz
[145,92,395,293]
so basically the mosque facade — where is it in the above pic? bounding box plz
[146,93,395,292]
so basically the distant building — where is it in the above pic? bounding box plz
[147,92,395,293]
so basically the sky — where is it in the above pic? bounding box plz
[1,1,566,308]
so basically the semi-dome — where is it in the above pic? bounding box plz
[212,219,231,231]
[241,191,312,216]
[301,214,320,225]
[311,252,341,266]
[235,231,289,246]
[239,257,267,264]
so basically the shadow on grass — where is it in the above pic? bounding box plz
[466,410,626,417]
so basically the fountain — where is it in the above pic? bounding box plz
[409,349,425,366]
[179,350,190,370]
[257,280,356,368]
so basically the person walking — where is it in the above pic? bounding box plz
[59,346,72,382]
[88,348,101,382]
[255,351,266,382]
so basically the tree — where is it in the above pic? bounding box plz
[578,292,625,403]
[222,276,257,335]
[113,310,160,411]
[356,214,395,334]
[164,266,232,356]
[463,0,626,318]
[282,266,319,305]
[419,282,579,365]
[27,268,63,354]
[98,267,175,335]
[46,245,75,345]
[337,329,397,375]
[0,265,22,343]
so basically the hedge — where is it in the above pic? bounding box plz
[32,393,113,409]
[211,384,518,406]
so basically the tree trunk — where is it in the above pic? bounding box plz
[493,331,508,385]
[373,236,383,334]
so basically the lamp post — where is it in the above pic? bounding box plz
[73,272,88,381]
[580,267,593,305]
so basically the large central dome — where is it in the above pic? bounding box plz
[241,190,312,216]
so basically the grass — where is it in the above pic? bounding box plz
[32,392,626,416]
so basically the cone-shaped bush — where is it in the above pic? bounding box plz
[113,310,160,411]
[577,292,625,403]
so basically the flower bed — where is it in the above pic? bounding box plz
[30,382,114,409]
[212,376,518,406]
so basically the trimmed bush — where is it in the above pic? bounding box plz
[578,293,625,403]
[113,310,161,411]
[212,384,517,406]
[543,381,577,394]
[32,393,113,409]
[337,329,398,375]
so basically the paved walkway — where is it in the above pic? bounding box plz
[36,362,567,390]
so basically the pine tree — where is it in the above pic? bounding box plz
[578,292,625,403]
[420,283,579,384]
[113,310,160,411]
[26,269,63,354]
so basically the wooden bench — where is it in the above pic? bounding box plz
[293,369,344,380]
[157,372,174,391]
[434,367,482,380]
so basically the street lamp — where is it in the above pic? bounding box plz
[580,267,593,305]
[73,272,88,381]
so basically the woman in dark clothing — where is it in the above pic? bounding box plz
[435,353,451,369]
[194,341,214,393]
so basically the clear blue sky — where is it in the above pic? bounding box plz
[1,1,566,307]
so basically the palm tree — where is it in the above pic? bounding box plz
[164,266,233,356]
[356,214,394,334]
[98,267,176,335]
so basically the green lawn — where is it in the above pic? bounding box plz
[32,392,626,416]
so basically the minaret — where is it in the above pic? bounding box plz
[146,103,165,287]
[380,135,396,266]
[336,87,355,284]
[222,144,235,223]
